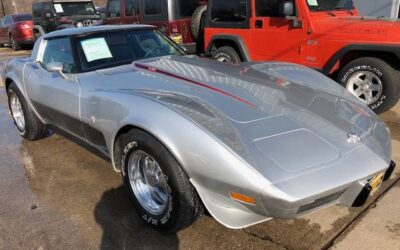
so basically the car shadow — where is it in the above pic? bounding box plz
[94,186,179,250]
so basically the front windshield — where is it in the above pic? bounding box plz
[76,29,186,72]
[307,0,354,11]
[53,2,96,16]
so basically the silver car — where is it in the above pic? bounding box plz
[2,25,395,232]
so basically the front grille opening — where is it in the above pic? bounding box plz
[297,190,345,214]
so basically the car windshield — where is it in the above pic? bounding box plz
[14,14,33,22]
[178,0,200,17]
[53,2,96,16]
[307,0,354,11]
[76,29,186,72]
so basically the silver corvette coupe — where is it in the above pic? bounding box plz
[2,25,396,232]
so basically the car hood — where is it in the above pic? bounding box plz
[314,15,400,41]
[94,55,392,183]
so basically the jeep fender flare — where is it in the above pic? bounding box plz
[33,25,46,36]
[323,44,400,74]
[206,35,252,62]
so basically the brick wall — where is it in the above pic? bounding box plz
[0,0,106,17]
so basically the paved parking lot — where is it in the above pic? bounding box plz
[0,47,399,250]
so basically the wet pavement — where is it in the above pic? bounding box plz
[0,47,399,250]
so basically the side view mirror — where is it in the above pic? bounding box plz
[279,1,302,28]
[46,62,68,79]
[279,1,294,17]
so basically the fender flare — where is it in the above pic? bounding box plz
[323,44,400,74]
[33,25,46,36]
[206,35,252,62]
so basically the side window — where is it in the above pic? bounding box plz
[256,0,293,17]
[144,0,162,15]
[4,16,11,25]
[125,0,139,16]
[210,0,247,22]
[42,38,76,74]
[107,0,121,17]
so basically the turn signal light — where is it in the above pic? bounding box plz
[230,192,256,205]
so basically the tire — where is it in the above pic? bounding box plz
[120,129,202,233]
[9,35,21,51]
[7,82,48,140]
[190,5,207,41]
[338,57,400,114]
[213,46,241,64]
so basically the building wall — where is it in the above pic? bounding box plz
[0,0,106,17]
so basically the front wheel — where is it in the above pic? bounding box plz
[120,129,202,233]
[7,82,48,140]
[338,57,400,114]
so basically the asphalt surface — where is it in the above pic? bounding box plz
[0,47,399,250]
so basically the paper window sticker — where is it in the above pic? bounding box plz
[307,0,319,6]
[54,4,64,13]
[81,38,113,62]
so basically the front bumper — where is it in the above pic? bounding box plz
[261,161,396,218]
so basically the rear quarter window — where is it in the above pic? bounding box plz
[144,0,162,15]
[210,0,247,22]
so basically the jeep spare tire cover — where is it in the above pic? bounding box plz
[191,5,207,41]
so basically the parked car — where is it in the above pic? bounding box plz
[104,0,207,54]
[2,25,395,232]
[32,0,102,39]
[203,0,400,114]
[0,14,34,51]
[354,0,400,18]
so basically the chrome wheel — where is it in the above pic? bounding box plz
[128,150,169,215]
[9,91,25,132]
[346,71,383,105]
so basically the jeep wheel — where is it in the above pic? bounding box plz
[7,82,48,140]
[338,57,400,114]
[121,129,202,233]
[213,46,241,64]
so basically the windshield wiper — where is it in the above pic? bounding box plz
[334,7,354,15]
[316,6,336,16]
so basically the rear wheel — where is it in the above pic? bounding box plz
[120,129,202,232]
[212,46,241,64]
[338,57,400,114]
[7,82,48,140]
[9,35,21,51]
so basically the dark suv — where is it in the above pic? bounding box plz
[32,0,102,38]
[105,0,207,54]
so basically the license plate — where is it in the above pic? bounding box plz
[369,173,385,192]
[170,35,183,44]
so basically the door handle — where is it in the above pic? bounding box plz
[255,20,263,29]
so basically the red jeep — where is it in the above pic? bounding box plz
[105,0,207,54]
[204,0,400,113]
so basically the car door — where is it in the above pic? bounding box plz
[250,0,304,63]
[122,0,141,24]
[24,37,85,139]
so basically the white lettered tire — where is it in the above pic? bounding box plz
[338,57,400,114]
[121,129,202,232]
